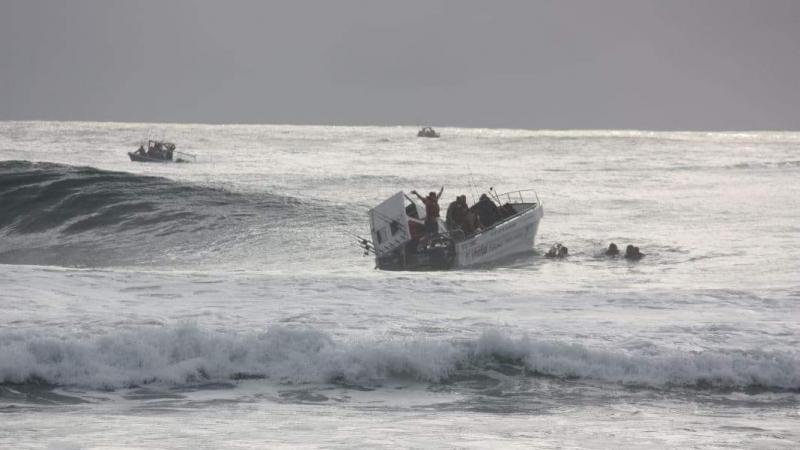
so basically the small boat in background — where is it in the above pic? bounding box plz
[417,127,440,138]
[128,140,196,163]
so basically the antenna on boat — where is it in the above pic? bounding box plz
[467,168,478,205]
[489,186,502,204]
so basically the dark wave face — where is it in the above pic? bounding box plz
[0,161,315,267]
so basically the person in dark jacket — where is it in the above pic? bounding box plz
[476,193,500,228]
[445,195,469,231]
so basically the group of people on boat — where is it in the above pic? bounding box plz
[133,141,175,160]
[407,188,514,244]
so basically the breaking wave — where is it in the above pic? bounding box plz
[1,324,797,392]
[0,161,318,267]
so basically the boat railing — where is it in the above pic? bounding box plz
[445,190,540,240]
[490,189,541,208]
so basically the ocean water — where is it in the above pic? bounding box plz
[0,121,798,449]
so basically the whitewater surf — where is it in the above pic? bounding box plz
[1,122,798,448]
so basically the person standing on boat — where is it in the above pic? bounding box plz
[446,195,469,232]
[412,187,443,235]
[476,193,500,228]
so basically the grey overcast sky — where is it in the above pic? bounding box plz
[1,0,799,130]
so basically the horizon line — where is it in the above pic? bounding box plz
[1,119,798,134]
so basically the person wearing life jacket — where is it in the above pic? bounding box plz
[412,187,444,235]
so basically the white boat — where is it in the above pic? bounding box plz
[361,189,543,270]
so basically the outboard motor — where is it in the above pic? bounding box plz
[419,235,456,269]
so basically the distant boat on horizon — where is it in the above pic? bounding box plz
[417,126,440,138]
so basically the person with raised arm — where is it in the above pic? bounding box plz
[411,187,444,235]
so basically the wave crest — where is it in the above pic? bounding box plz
[1,325,797,392]
[0,161,306,266]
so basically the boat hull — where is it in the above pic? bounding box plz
[454,205,543,267]
[128,152,171,163]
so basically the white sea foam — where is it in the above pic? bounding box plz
[1,325,797,391]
